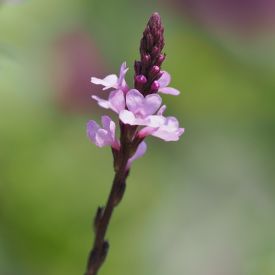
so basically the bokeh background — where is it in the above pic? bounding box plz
[1,1,275,274]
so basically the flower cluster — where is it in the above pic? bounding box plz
[87,13,184,169]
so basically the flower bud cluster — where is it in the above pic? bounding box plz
[135,12,166,95]
[87,13,184,169]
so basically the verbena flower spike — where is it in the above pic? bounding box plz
[85,12,184,275]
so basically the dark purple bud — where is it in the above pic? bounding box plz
[143,26,150,36]
[146,33,154,49]
[151,80,160,92]
[151,46,159,58]
[141,54,151,66]
[149,65,160,78]
[156,54,166,66]
[148,13,164,51]
[134,60,142,74]
[140,37,147,53]
[135,75,147,91]
[148,12,162,33]
[139,13,164,60]
[135,12,165,95]
[135,75,147,84]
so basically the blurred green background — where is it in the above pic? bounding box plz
[1,1,275,274]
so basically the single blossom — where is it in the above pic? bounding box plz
[157,71,180,95]
[119,89,164,127]
[87,115,120,149]
[126,141,147,169]
[138,105,184,141]
[91,62,128,92]
[92,89,125,114]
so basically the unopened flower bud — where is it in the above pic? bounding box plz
[149,65,160,78]
[151,46,159,58]
[138,12,165,85]
[156,54,166,66]
[151,80,160,92]
[135,75,147,91]
[141,54,151,66]
[146,33,154,49]
[134,61,142,75]
[135,74,147,84]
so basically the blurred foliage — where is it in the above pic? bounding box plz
[0,1,274,275]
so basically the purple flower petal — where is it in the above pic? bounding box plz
[118,62,128,90]
[126,89,162,117]
[108,90,125,113]
[101,115,116,142]
[92,90,125,114]
[119,110,163,127]
[158,87,180,96]
[87,120,100,141]
[157,105,167,115]
[92,95,111,109]
[91,62,129,92]
[145,115,166,127]
[138,116,184,141]
[86,116,120,149]
[125,89,144,113]
[152,127,184,141]
[91,74,118,90]
[158,71,171,88]
[127,141,147,169]
[142,94,162,116]
[151,117,185,141]
[96,129,113,147]
[101,115,112,129]
[119,110,138,125]
[157,71,180,96]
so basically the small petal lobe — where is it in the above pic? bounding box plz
[159,87,180,95]
[109,90,125,113]
[158,71,171,88]
[119,110,136,125]
[91,74,118,90]
[126,89,144,113]
[127,141,147,169]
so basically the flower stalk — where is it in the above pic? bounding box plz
[85,148,129,275]
[85,12,184,275]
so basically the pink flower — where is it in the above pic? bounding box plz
[157,71,180,95]
[126,141,147,169]
[92,90,125,114]
[91,63,128,113]
[119,89,164,127]
[87,116,120,149]
[138,106,184,141]
[91,62,128,92]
